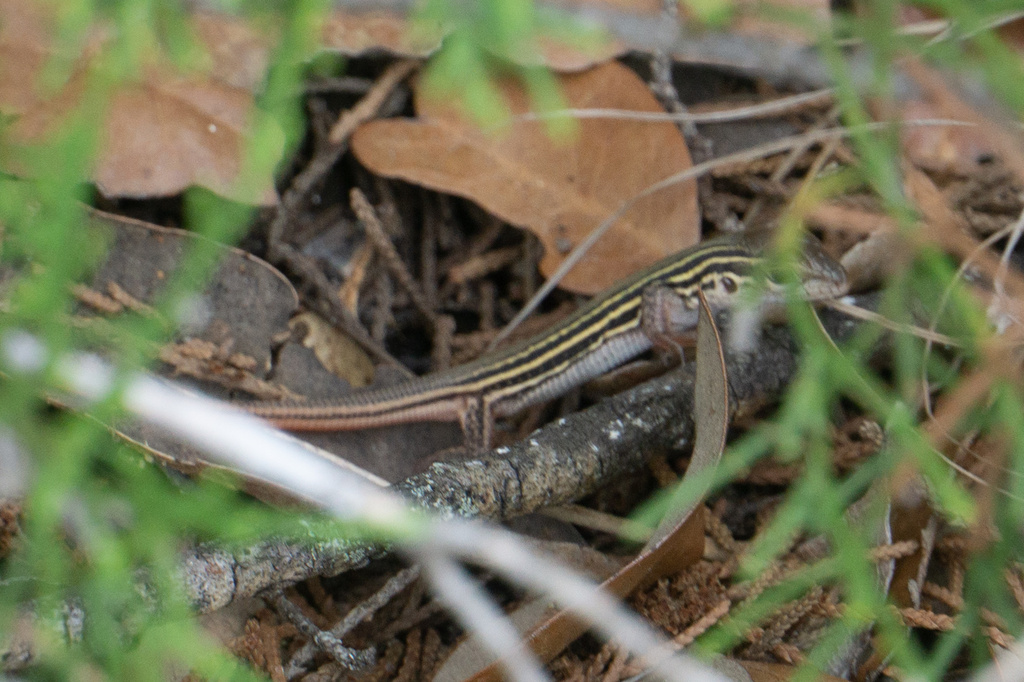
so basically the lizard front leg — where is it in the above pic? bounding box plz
[640,284,701,366]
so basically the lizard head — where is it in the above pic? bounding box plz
[792,233,849,301]
[740,231,848,302]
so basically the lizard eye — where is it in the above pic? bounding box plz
[721,275,737,293]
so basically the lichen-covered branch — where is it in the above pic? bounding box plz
[184,301,866,612]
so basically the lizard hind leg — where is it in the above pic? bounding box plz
[457,396,493,455]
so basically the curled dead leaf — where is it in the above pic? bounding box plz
[352,60,698,294]
[289,311,375,389]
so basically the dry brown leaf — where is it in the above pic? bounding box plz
[644,290,727,549]
[352,60,698,294]
[99,69,275,203]
[0,1,278,204]
[0,0,78,114]
[289,311,375,389]
[886,503,937,609]
[191,12,272,92]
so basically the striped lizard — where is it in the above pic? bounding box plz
[239,233,848,450]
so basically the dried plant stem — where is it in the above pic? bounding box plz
[351,188,438,327]
[509,89,835,126]
[329,60,417,145]
[284,565,421,676]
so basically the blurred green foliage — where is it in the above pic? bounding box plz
[2,0,1024,679]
